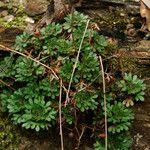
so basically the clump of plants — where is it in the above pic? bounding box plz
[0,11,146,149]
[117,73,146,101]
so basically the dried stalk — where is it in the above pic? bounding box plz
[99,56,108,150]
[59,79,64,150]
[0,79,15,90]
[65,19,90,106]
[75,126,85,150]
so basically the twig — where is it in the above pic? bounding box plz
[0,44,59,80]
[75,126,85,150]
[98,56,108,150]
[0,79,15,90]
[59,79,64,150]
[65,19,90,106]
[78,126,85,143]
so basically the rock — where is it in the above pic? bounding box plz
[24,16,35,24]
[0,27,23,47]
[0,10,8,17]
[24,0,50,16]
[24,16,35,32]
[25,23,35,33]
[100,0,140,4]
[81,0,140,8]
[3,15,14,22]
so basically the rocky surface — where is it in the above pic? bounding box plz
[1,0,141,16]
[24,0,50,16]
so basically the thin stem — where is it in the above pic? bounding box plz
[59,79,64,150]
[65,19,90,106]
[99,55,108,150]
[0,79,15,90]
[75,126,85,149]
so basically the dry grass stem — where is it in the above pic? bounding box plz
[0,79,15,90]
[99,55,108,150]
[75,126,85,149]
[65,19,90,106]
[59,79,64,150]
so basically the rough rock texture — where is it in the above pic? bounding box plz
[4,0,141,13]
[24,0,50,16]
[80,0,139,7]
[0,27,22,47]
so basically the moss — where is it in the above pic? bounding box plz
[0,16,27,28]
[120,54,138,73]
[94,8,129,33]
[91,9,128,45]
[97,15,127,28]
[15,4,25,16]
[0,116,20,150]
[0,18,6,27]
[0,4,27,28]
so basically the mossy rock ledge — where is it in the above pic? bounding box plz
[120,40,150,150]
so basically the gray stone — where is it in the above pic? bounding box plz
[24,0,50,16]
[3,15,14,22]
[0,10,8,17]
[25,23,35,33]
[24,16,35,24]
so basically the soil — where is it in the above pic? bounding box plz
[0,3,150,150]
